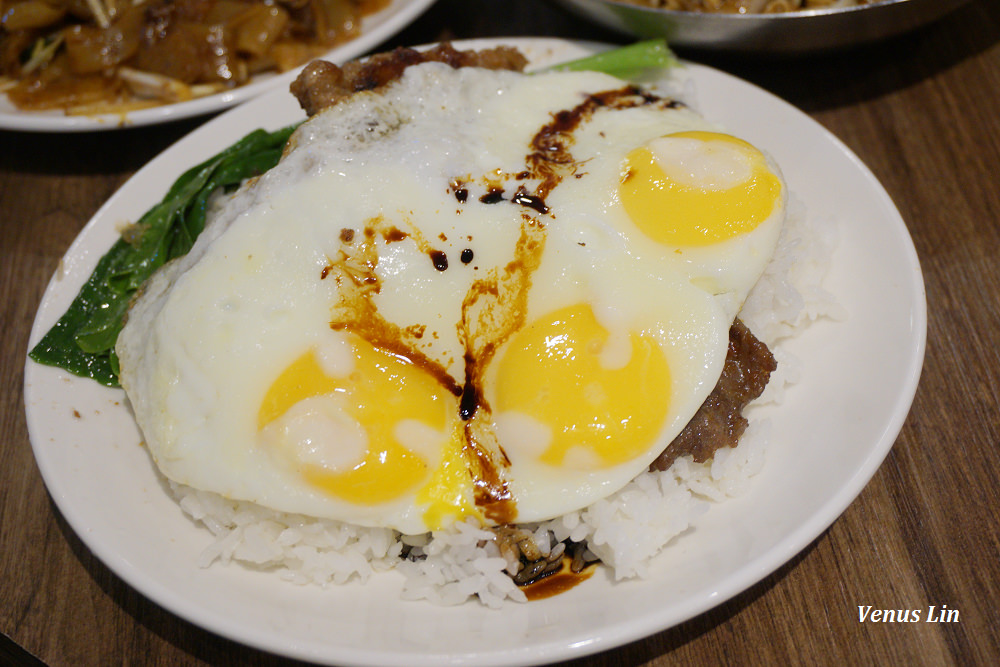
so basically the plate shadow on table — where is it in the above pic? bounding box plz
[388,0,626,45]
[0,116,212,178]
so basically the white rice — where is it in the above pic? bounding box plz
[167,190,842,608]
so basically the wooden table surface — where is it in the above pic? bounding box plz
[3,1,999,664]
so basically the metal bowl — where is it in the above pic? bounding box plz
[555,0,973,54]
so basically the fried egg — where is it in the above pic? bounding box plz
[117,60,785,535]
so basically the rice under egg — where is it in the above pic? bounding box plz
[116,59,786,540]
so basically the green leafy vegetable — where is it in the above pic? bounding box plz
[29,124,299,387]
[540,39,678,80]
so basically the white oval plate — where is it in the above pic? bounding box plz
[24,37,925,666]
[0,0,434,133]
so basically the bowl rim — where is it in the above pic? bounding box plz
[596,0,921,22]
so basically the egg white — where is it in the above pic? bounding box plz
[117,61,785,534]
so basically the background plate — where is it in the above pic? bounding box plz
[24,37,925,666]
[0,0,435,132]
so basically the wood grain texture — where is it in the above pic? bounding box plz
[2,1,999,664]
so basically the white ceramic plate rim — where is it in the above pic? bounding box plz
[24,37,926,666]
[0,0,434,132]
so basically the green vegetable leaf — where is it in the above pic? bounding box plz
[540,39,678,80]
[28,124,299,387]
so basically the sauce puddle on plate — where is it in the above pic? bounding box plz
[522,557,597,601]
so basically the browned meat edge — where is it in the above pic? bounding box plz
[497,320,777,585]
[649,318,777,472]
[290,42,530,117]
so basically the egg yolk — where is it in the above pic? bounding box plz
[258,338,470,513]
[494,304,670,469]
[620,131,782,247]
[415,419,484,530]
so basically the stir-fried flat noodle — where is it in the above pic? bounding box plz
[0,0,388,114]
[614,0,872,13]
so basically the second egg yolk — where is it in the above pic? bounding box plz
[494,303,671,469]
